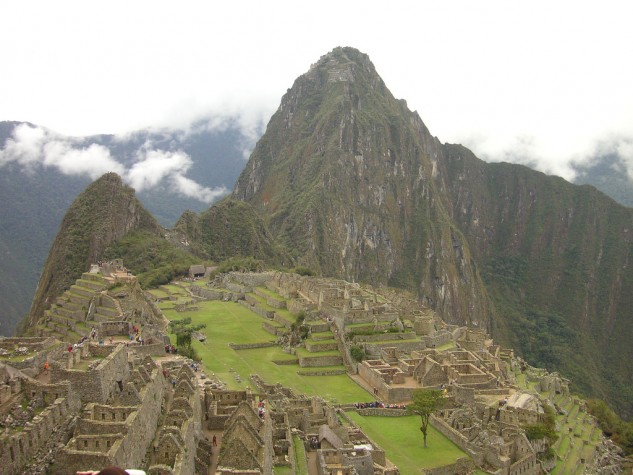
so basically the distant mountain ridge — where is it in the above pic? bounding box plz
[572,153,633,208]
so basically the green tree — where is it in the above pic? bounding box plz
[408,389,446,448]
[168,317,206,360]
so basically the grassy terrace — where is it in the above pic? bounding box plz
[247,292,296,324]
[148,289,170,299]
[161,299,370,403]
[255,286,284,298]
[512,368,600,473]
[161,284,188,295]
[346,412,468,473]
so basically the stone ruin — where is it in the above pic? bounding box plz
[0,338,207,475]
[0,268,620,474]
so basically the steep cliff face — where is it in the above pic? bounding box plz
[233,47,491,327]
[437,144,633,416]
[23,173,162,329]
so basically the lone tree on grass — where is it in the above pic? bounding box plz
[168,317,206,360]
[408,388,446,448]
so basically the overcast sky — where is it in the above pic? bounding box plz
[2,0,633,182]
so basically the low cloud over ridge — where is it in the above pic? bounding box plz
[0,123,228,204]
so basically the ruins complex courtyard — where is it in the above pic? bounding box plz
[0,265,618,474]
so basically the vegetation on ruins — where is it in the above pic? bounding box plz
[103,230,199,288]
[293,266,315,276]
[408,389,447,448]
[587,399,633,455]
[523,404,558,444]
[216,256,265,274]
[349,345,366,362]
[289,311,309,344]
[168,317,206,360]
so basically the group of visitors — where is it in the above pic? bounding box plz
[353,401,406,409]
[164,344,178,354]
[257,400,267,419]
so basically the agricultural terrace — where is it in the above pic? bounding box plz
[513,367,602,473]
[159,288,371,404]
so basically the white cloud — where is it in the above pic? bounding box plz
[171,174,228,203]
[125,147,228,203]
[0,124,226,204]
[0,124,124,178]
[126,149,192,191]
[0,124,48,169]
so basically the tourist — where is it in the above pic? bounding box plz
[43,361,49,375]
[212,434,217,446]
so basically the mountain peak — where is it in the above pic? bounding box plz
[23,172,161,330]
[307,47,377,82]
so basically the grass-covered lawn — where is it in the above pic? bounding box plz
[272,466,293,475]
[162,299,370,403]
[346,412,469,472]
[292,435,308,475]
[161,284,188,295]
[147,289,169,299]
[255,286,284,298]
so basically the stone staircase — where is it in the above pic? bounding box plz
[37,272,123,340]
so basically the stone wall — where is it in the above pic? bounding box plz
[298,355,343,367]
[422,457,475,475]
[190,286,228,300]
[305,341,338,352]
[100,321,131,336]
[51,344,129,404]
[509,454,539,475]
[429,415,483,466]
[230,342,277,350]
[364,340,425,355]
[132,343,169,357]
[423,331,453,348]
[0,393,76,475]
[352,332,417,343]
[239,299,274,319]
[229,272,273,287]
[54,356,166,474]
